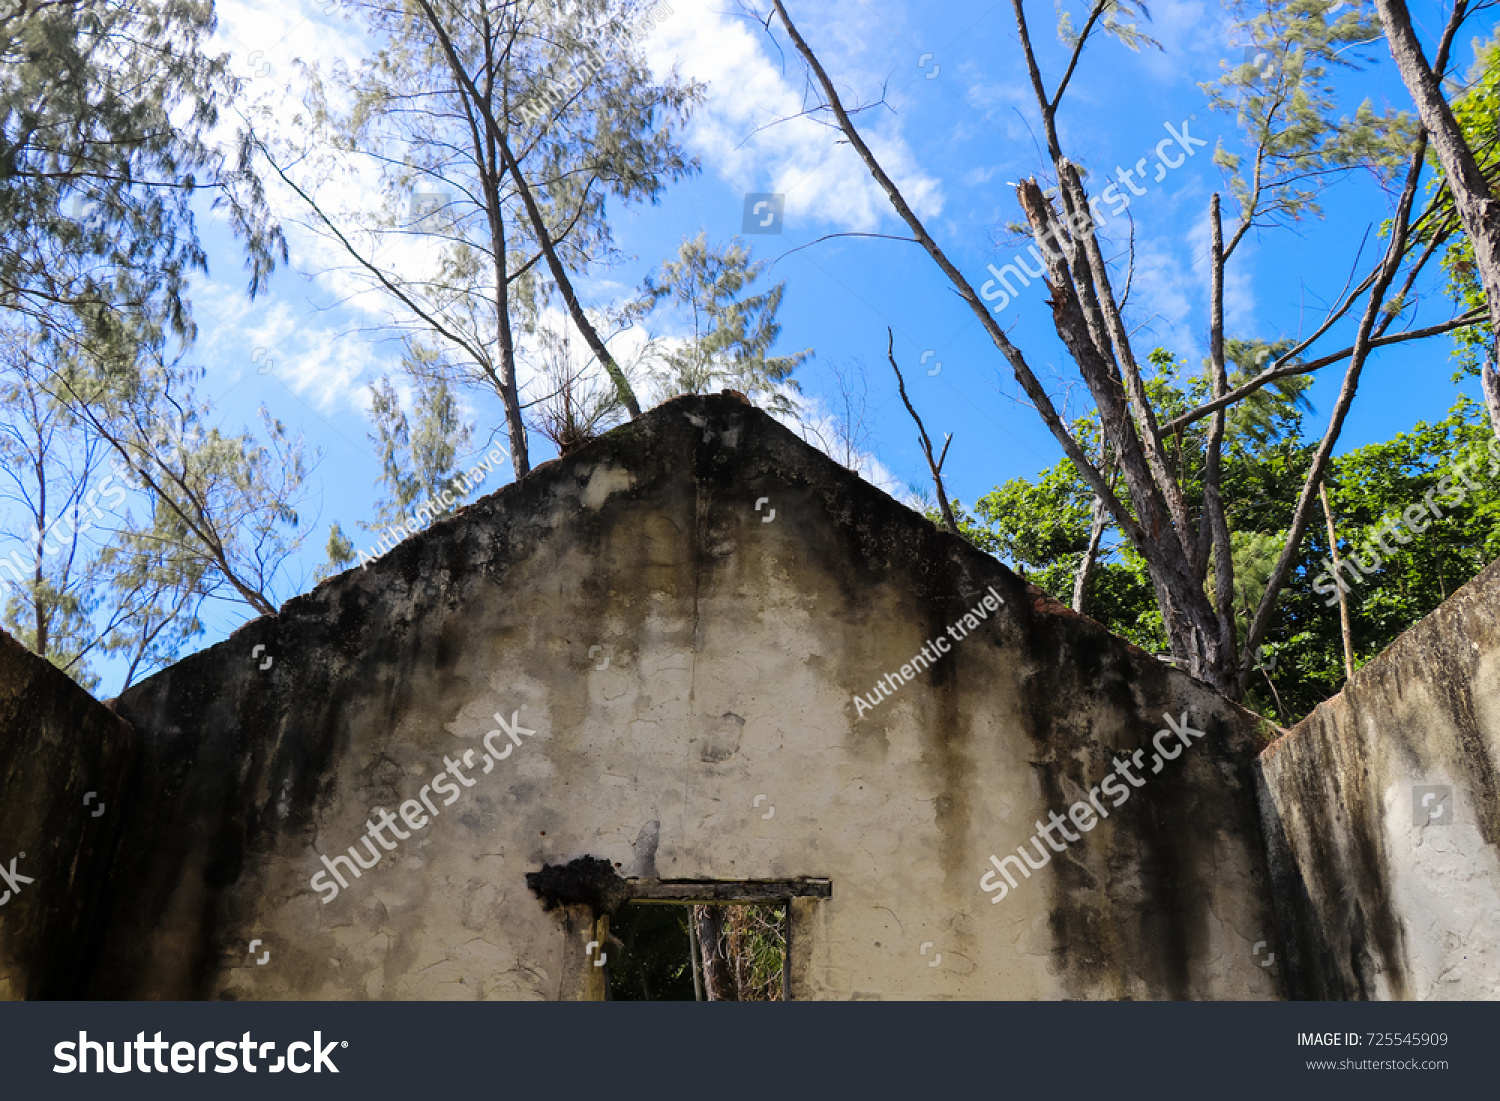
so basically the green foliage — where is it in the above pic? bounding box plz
[322,521,356,578]
[1214,529,1286,642]
[944,486,1167,651]
[0,0,296,690]
[0,325,311,688]
[723,903,786,1002]
[1202,0,1417,226]
[1220,340,1314,448]
[288,0,702,457]
[1055,0,1160,54]
[638,232,811,414]
[101,395,311,615]
[607,902,786,1001]
[946,384,1500,724]
[1320,398,1500,641]
[319,352,488,581]
[363,357,474,532]
[74,398,309,686]
[607,904,698,1001]
[0,0,284,349]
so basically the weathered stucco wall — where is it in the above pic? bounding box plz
[1259,558,1500,1000]
[0,631,137,999]
[48,394,1282,1000]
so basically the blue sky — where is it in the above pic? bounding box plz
[65,0,1499,694]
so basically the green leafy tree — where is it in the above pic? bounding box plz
[946,387,1500,724]
[96,512,210,692]
[2,330,308,690]
[46,347,315,622]
[0,0,284,350]
[365,362,475,532]
[324,351,483,579]
[324,354,477,576]
[0,339,112,687]
[1319,399,1500,640]
[638,232,811,414]
[273,0,700,476]
[322,522,357,580]
[0,0,294,689]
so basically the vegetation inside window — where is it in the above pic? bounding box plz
[607,902,787,1001]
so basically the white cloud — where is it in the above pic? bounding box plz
[190,1,945,474]
[213,0,367,95]
[191,280,389,414]
[1126,237,1197,354]
[1178,195,1257,344]
[643,4,943,231]
[1111,1,1234,88]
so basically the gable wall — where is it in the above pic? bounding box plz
[26,396,1282,999]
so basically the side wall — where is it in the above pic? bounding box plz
[0,632,137,998]
[91,395,1283,1000]
[1259,559,1500,999]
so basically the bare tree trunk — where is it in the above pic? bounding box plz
[1202,193,1238,665]
[501,142,642,417]
[772,0,1236,694]
[1072,492,1108,615]
[257,137,533,477]
[887,330,958,535]
[765,1,1133,543]
[692,905,736,1001]
[688,910,703,1001]
[1484,357,1500,443]
[484,172,531,477]
[1319,482,1356,681]
[411,0,642,420]
[1013,177,1232,694]
[1239,132,1428,692]
[1375,0,1500,438]
[477,18,530,477]
[1073,447,1114,615]
[30,450,48,657]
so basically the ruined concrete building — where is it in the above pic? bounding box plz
[1,394,1495,999]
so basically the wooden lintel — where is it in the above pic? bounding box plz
[622,878,832,904]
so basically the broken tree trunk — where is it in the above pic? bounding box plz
[1374,0,1500,440]
[692,905,737,1000]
